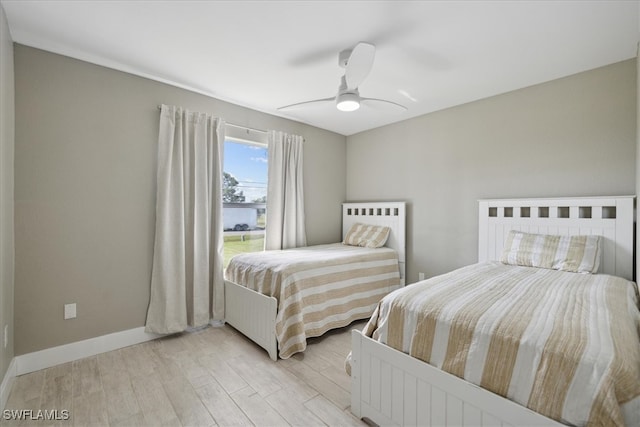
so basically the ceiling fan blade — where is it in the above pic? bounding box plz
[345,42,375,90]
[277,97,335,111]
[361,97,408,112]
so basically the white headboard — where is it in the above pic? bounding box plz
[343,202,406,284]
[478,196,635,281]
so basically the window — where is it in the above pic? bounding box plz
[223,127,268,267]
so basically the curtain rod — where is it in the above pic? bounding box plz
[156,105,267,134]
[226,122,268,135]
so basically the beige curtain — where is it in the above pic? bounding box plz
[265,131,306,250]
[145,105,225,334]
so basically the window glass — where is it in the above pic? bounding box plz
[223,138,267,267]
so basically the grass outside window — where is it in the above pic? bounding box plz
[223,234,265,268]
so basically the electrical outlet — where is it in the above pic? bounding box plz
[64,303,77,320]
[418,272,425,281]
[3,325,7,348]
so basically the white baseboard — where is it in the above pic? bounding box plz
[15,327,162,376]
[1,357,17,411]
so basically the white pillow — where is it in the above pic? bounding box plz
[501,230,601,274]
[343,223,390,248]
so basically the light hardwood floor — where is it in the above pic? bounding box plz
[2,320,369,427]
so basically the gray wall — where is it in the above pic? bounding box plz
[0,4,15,382]
[347,60,636,282]
[13,45,346,355]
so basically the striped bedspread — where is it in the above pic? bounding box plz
[358,262,640,427]
[225,243,401,359]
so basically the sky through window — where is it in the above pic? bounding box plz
[224,140,268,203]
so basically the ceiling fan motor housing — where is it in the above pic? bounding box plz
[336,76,361,111]
[336,92,360,111]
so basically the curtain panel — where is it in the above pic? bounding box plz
[145,105,225,334]
[265,131,307,250]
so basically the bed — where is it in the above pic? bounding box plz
[224,201,406,360]
[349,196,639,427]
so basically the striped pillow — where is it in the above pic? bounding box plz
[501,230,601,274]
[343,223,390,248]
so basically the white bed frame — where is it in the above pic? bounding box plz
[351,195,635,426]
[224,201,406,361]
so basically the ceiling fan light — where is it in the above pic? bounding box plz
[336,93,360,112]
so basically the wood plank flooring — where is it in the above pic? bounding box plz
[2,320,369,427]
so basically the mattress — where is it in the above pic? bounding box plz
[353,261,640,427]
[225,243,401,358]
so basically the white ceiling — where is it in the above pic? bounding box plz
[2,0,638,136]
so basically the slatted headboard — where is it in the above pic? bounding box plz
[343,202,406,285]
[478,196,635,281]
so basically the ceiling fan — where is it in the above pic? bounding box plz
[278,42,407,113]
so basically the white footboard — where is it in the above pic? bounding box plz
[224,280,278,361]
[350,330,563,427]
